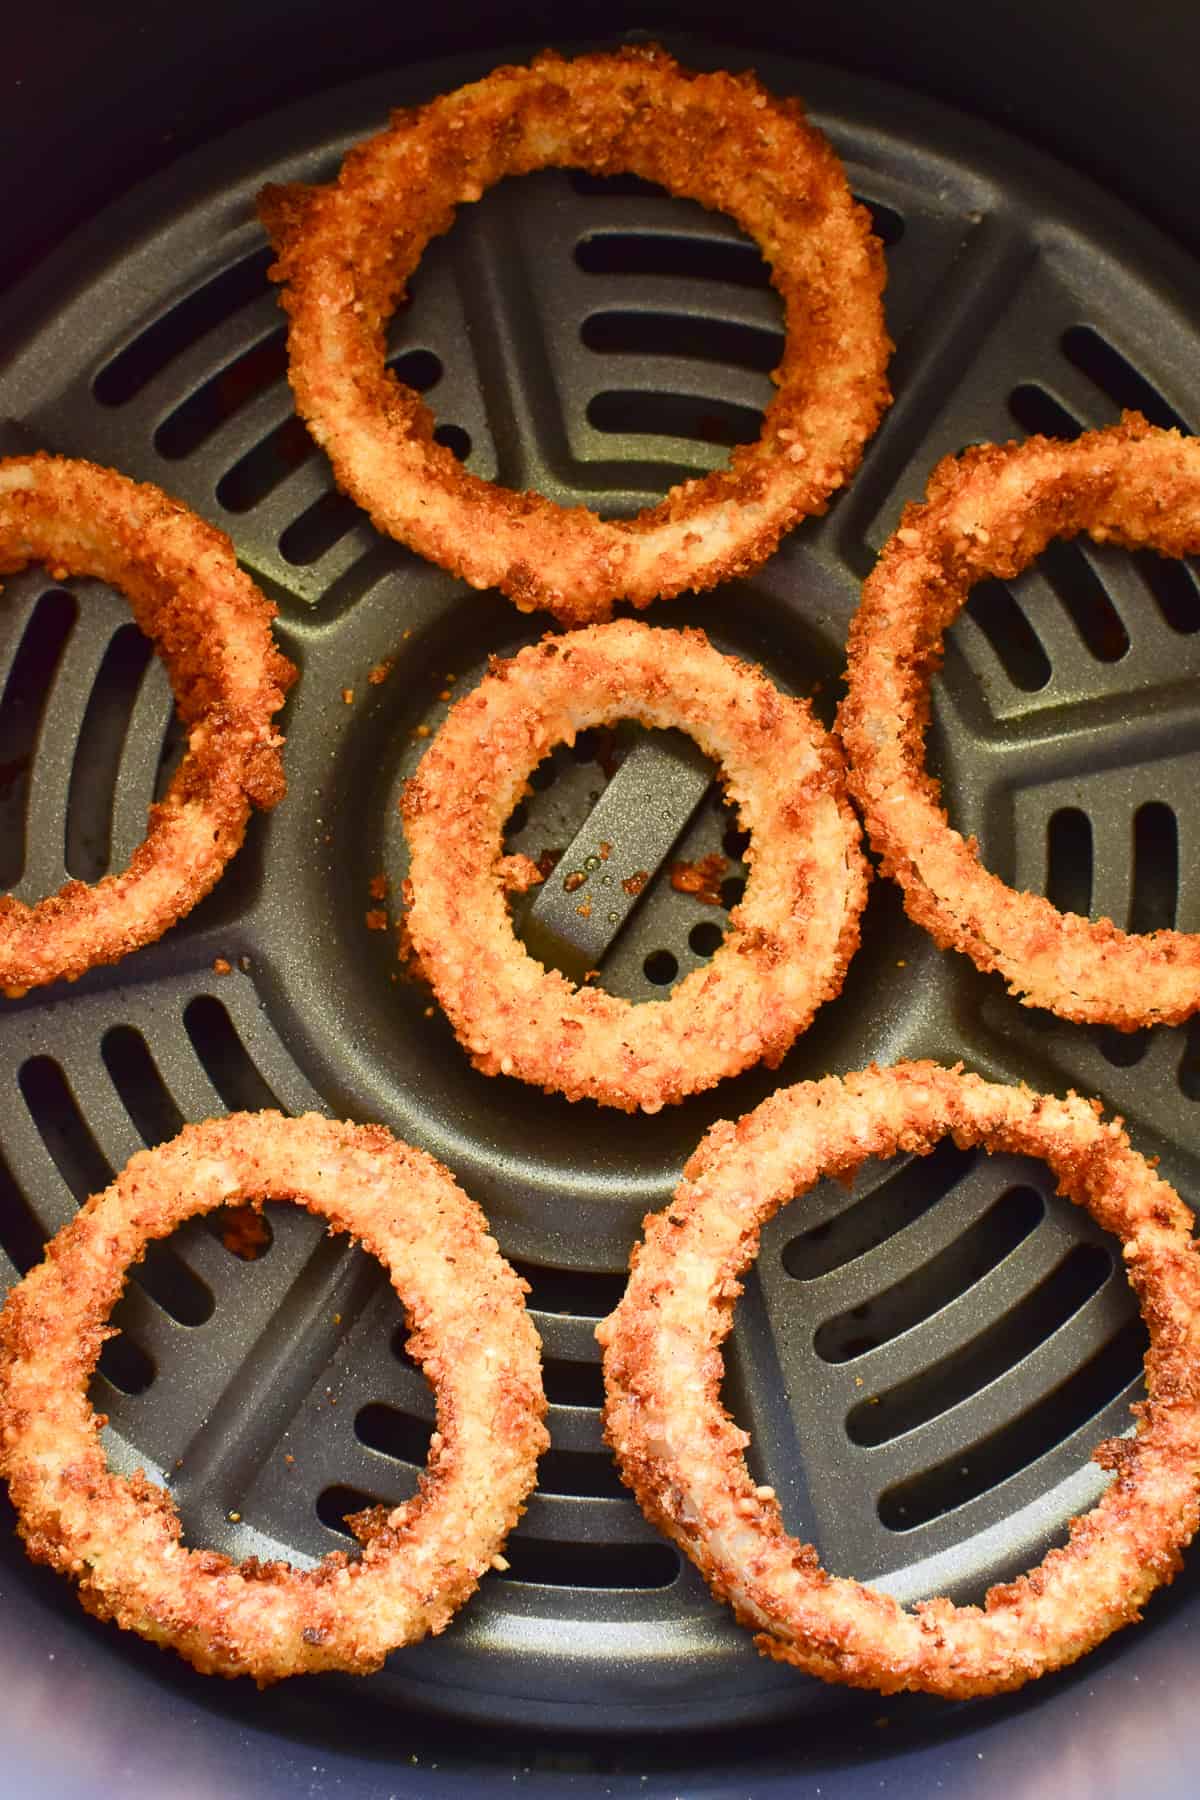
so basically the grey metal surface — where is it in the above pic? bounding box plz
[0,34,1199,1765]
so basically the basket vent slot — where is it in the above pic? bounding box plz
[92,248,274,407]
[278,490,361,566]
[576,229,773,289]
[782,1139,976,1282]
[508,1259,627,1318]
[355,1403,433,1463]
[317,1483,402,1536]
[66,624,155,880]
[1008,382,1083,440]
[492,1539,680,1590]
[154,330,287,460]
[1133,549,1200,635]
[0,1146,48,1276]
[846,1242,1114,1446]
[0,588,76,888]
[877,1315,1146,1530]
[586,390,761,448]
[1062,325,1189,432]
[963,579,1051,691]
[96,1333,156,1396]
[541,1359,606,1408]
[1177,1019,1200,1100]
[581,310,782,373]
[101,1025,184,1146]
[182,996,282,1114]
[1040,540,1129,661]
[812,1184,1044,1363]
[216,416,314,513]
[1096,1027,1150,1069]
[1130,800,1178,932]
[1045,806,1093,915]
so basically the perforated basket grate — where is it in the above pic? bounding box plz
[1,36,1199,1743]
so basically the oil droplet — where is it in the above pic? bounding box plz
[608,911,620,924]
[584,854,600,871]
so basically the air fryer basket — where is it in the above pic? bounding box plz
[2,24,1200,1799]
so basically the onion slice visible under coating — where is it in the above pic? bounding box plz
[400,620,869,1113]
[837,416,1200,1028]
[0,1112,548,1684]
[598,1061,1200,1698]
[258,44,891,626]
[0,454,295,996]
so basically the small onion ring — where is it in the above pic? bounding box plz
[838,417,1200,1028]
[0,455,295,995]
[259,45,891,626]
[0,1111,548,1684]
[401,620,868,1113]
[598,1061,1200,1698]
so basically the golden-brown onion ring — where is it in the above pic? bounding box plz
[599,1060,1200,1698]
[0,1111,548,1684]
[838,417,1200,1027]
[0,455,295,995]
[259,45,891,626]
[401,620,868,1113]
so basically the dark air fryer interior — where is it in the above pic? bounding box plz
[3,8,1200,1799]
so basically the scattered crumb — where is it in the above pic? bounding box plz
[238,955,251,972]
[368,871,389,901]
[490,1553,510,1572]
[341,687,354,705]
[563,871,586,893]
[218,1204,271,1261]
[365,908,388,931]
[670,852,728,906]
[413,723,431,739]
[395,911,433,986]
[598,840,611,860]
[212,956,232,976]
[284,1453,295,1466]
[368,658,394,685]
[536,849,563,878]
[496,853,545,894]
[576,902,592,918]
[622,870,649,897]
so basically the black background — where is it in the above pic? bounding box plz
[7,1,1200,300]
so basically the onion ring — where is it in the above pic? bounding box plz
[259,45,891,626]
[598,1060,1200,1698]
[401,619,868,1113]
[0,454,296,996]
[837,417,1200,1027]
[0,1111,548,1683]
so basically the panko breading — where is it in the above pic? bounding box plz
[259,45,891,626]
[838,417,1200,1028]
[401,621,868,1112]
[0,1112,547,1684]
[0,454,294,995]
[599,1062,1200,1697]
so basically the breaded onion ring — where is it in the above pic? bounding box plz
[259,45,891,626]
[0,1111,547,1684]
[0,455,295,995]
[599,1061,1200,1699]
[838,417,1200,1028]
[401,620,868,1113]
